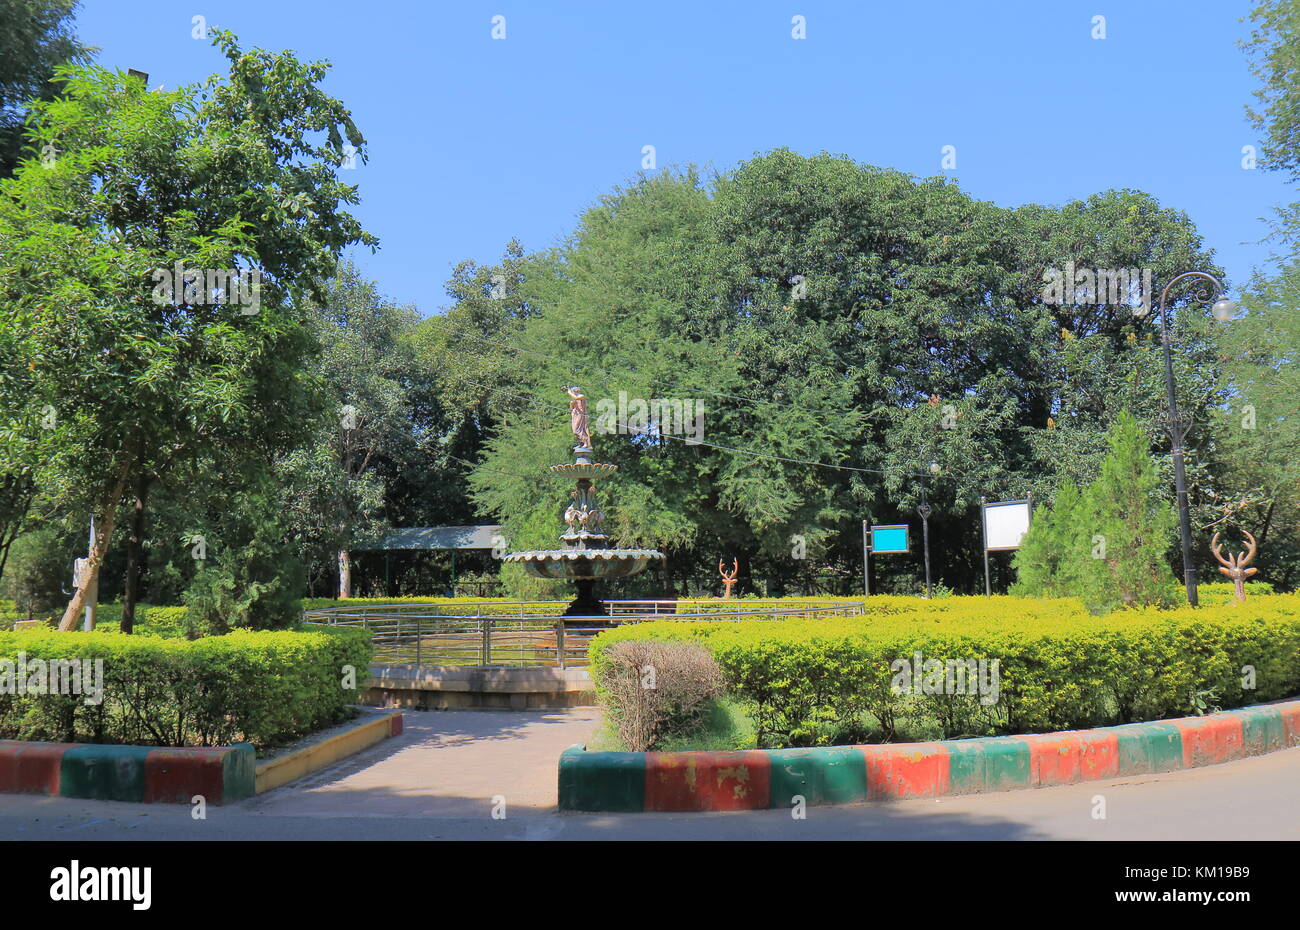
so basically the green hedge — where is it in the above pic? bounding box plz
[76,604,190,637]
[0,625,372,749]
[589,593,1300,748]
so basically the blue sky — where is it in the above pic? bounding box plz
[76,0,1290,312]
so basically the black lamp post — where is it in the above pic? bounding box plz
[1154,272,1236,608]
[917,462,940,599]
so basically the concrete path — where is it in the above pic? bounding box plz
[252,708,602,818]
[0,712,1297,840]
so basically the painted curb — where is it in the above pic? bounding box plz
[0,740,255,804]
[254,710,403,794]
[558,699,1300,812]
[0,710,402,804]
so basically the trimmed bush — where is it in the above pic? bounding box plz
[0,625,371,749]
[589,593,1300,748]
[76,604,191,638]
[300,595,524,611]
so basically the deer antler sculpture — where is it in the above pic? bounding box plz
[718,558,739,599]
[1211,531,1258,603]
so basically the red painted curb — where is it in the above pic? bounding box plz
[1279,704,1300,746]
[143,748,232,804]
[1015,730,1120,787]
[1171,715,1246,768]
[0,740,72,795]
[645,750,771,811]
[861,743,951,799]
[561,699,1300,813]
[389,713,404,738]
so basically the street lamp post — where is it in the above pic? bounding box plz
[918,462,940,599]
[1154,271,1236,608]
[917,498,932,599]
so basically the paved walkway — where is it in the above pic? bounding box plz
[1,711,1297,840]
[250,708,602,818]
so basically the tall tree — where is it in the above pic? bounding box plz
[0,0,92,178]
[278,261,418,596]
[1213,0,1300,587]
[1243,0,1300,255]
[0,32,374,630]
[449,153,1221,595]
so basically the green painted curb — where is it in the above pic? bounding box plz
[559,746,645,812]
[767,747,868,807]
[557,700,1300,813]
[60,745,151,802]
[1233,706,1287,755]
[946,736,1030,795]
[223,743,257,801]
[1113,722,1184,775]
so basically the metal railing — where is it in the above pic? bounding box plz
[302,598,864,670]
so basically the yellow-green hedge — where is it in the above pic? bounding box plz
[0,626,372,748]
[589,591,1300,748]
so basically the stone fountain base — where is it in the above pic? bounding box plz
[562,579,607,618]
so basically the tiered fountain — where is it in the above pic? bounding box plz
[503,387,664,618]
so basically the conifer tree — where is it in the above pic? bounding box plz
[1013,411,1176,611]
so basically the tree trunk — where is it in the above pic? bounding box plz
[58,464,131,631]
[0,474,34,582]
[337,549,352,599]
[1258,500,1276,546]
[121,474,153,635]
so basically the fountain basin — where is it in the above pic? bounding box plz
[548,463,619,480]
[504,548,665,580]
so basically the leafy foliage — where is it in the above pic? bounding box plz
[590,592,1300,748]
[181,485,307,635]
[429,153,1224,596]
[1013,412,1177,611]
[0,32,373,625]
[0,625,371,747]
[0,0,92,178]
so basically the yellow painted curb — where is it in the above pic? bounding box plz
[255,711,402,794]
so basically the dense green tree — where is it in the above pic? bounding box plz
[181,477,306,634]
[289,261,418,596]
[1207,0,1300,588]
[1080,412,1179,609]
[1205,266,1300,589]
[443,153,1225,596]
[1009,481,1086,600]
[0,0,92,178]
[0,523,72,621]
[0,33,374,629]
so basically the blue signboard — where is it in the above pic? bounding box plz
[871,524,909,554]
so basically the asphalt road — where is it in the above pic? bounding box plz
[2,710,1297,840]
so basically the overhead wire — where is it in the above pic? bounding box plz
[458,376,945,481]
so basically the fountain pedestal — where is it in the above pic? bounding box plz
[502,419,664,619]
[564,579,604,618]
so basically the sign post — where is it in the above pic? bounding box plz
[981,498,990,596]
[861,520,870,596]
[980,496,1033,596]
[865,524,909,597]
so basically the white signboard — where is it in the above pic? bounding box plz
[983,499,1032,551]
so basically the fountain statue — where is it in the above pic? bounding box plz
[503,387,665,617]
